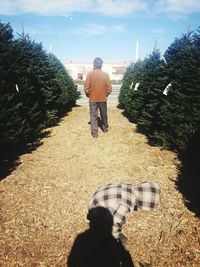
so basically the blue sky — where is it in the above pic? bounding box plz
[0,0,200,63]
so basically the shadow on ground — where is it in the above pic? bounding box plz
[0,103,80,181]
[117,104,137,124]
[67,207,134,267]
[87,117,109,133]
[176,133,200,218]
[0,130,50,181]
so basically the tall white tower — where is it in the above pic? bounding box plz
[49,44,53,53]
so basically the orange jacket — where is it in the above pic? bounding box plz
[84,69,112,102]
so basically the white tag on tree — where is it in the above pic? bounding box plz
[15,84,19,92]
[130,82,133,89]
[134,82,140,91]
[163,83,171,95]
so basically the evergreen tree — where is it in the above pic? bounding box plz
[191,27,200,140]
[119,27,200,154]
[0,21,80,148]
[0,22,43,147]
[118,60,144,122]
[0,21,15,93]
[118,62,134,108]
[48,53,80,114]
[137,49,167,135]
[0,20,80,179]
[119,50,167,126]
[150,31,200,152]
[10,33,53,138]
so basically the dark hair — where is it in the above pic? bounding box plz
[93,57,103,68]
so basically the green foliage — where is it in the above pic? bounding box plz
[48,53,80,113]
[0,30,55,145]
[119,50,167,126]
[149,31,200,152]
[119,28,200,154]
[0,20,80,148]
[136,50,167,133]
[0,21,13,42]
[118,60,145,121]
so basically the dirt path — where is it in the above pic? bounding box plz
[1,104,200,266]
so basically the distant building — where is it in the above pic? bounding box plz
[63,60,130,82]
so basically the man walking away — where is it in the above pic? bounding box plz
[84,57,112,138]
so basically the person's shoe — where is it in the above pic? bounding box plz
[91,133,98,138]
[102,127,108,133]
[119,233,128,244]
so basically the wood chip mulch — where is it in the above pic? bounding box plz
[0,104,200,267]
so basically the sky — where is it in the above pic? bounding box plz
[0,0,200,63]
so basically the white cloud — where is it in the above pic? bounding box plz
[94,0,147,16]
[167,14,188,21]
[0,0,199,17]
[155,0,200,14]
[72,24,107,36]
[0,0,92,16]
[111,25,125,33]
[0,0,146,16]
[152,28,164,34]
[71,23,125,36]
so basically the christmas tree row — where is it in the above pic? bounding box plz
[119,27,200,154]
[0,21,80,149]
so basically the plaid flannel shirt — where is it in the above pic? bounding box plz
[88,182,160,238]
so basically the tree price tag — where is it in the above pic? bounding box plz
[134,82,140,91]
[163,83,171,95]
[15,84,19,92]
